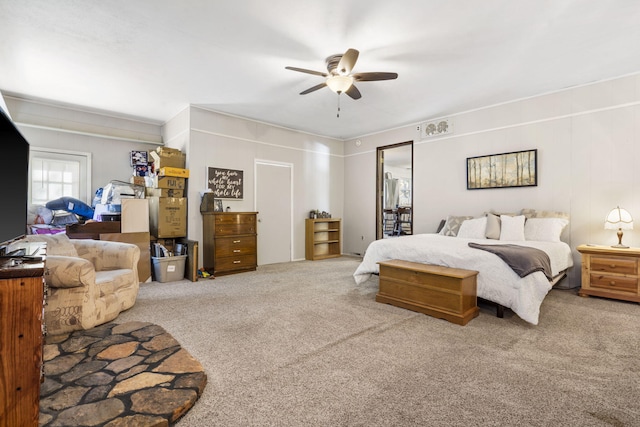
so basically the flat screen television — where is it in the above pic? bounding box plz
[0,105,29,250]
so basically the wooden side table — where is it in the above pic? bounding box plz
[577,244,640,303]
[0,242,46,427]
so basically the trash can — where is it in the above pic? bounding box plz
[151,255,187,282]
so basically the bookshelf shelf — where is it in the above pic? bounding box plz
[305,218,341,260]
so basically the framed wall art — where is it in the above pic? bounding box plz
[207,167,244,199]
[467,149,537,190]
[130,150,148,166]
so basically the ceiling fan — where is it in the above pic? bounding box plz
[285,48,398,100]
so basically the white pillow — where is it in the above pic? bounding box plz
[524,217,569,242]
[499,215,525,241]
[457,217,488,239]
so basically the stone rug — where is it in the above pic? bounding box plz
[39,321,207,427]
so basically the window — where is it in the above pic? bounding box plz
[29,148,91,206]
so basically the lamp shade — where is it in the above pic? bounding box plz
[604,206,634,230]
[326,75,354,93]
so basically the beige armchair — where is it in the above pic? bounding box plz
[23,233,140,335]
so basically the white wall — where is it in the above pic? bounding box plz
[7,95,345,268]
[164,106,345,265]
[344,73,640,288]
[8,72,640,289]
[4,95,164,202]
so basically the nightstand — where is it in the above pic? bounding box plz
[577,244,640,303]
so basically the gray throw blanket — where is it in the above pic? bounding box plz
[468,242,553,280]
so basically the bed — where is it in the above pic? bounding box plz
[353,213,574,325]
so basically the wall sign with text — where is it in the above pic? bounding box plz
[207,167,244,199]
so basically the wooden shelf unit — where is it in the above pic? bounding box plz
[305,218,341,260]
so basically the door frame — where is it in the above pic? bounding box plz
[376,141,413,240]
[254,159,294,263]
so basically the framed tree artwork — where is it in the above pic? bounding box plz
[467,149,537,189]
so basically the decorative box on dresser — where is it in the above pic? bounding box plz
[202,212,257,276]
[0,241,46,427]
[305,218,341,260]
[577,244,640,303]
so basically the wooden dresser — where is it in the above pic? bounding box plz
[202,212,257,276]
[0,242,46,427]
[577,244,640,303]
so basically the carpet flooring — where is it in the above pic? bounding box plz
[116,256,640,426]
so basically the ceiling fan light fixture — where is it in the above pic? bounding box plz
[326,75,354,94]
[286,48,397,101]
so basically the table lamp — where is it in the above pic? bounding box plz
[604,206,633,248]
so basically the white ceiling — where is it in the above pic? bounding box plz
[1,0,639,140]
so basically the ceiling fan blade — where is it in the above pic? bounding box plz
[353,72,398,82]
[285,66,328,77]
[300,82,327,95]
[337,48,359,74]
[345,84,361,100]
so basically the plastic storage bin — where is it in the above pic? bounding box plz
[151,255,187,282]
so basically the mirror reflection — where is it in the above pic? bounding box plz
[377,142,412,239]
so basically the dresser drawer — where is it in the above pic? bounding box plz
[214,213,254,223]
[589,274,638,293]
[213,213,257,236]
[215,236,256,257]
[590,256,637,275]
[215,223,256,236]
[216,254,257,272]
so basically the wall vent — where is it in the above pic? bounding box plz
[421,118,452,139]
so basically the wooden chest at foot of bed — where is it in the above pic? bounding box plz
[376,260,479,325]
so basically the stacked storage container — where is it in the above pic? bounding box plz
[147,147,189,282]
[148,147,188,239]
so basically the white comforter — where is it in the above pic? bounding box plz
[353,234,574,325]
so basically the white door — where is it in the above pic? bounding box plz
[255,161,292,265]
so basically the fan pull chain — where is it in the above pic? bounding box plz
[337,93,341,118]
